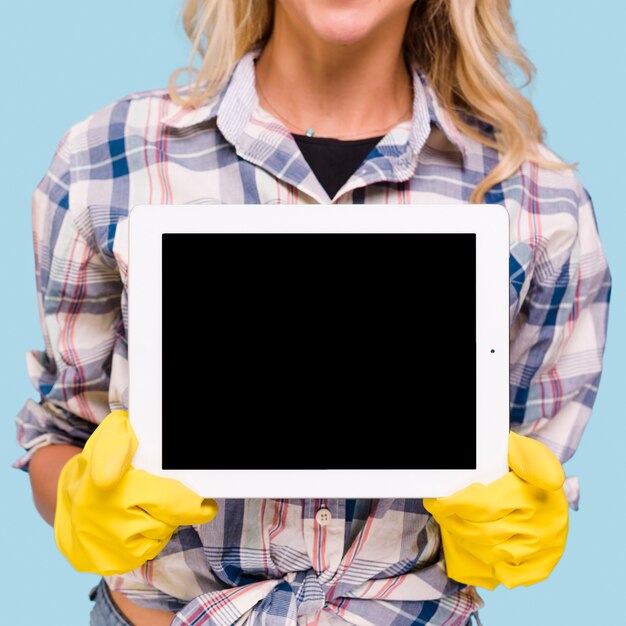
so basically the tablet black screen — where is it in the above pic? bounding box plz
[162,233,476,469]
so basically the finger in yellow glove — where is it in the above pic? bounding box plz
[54,410,218,575]
[423,431,568,590]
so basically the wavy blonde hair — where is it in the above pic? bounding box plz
[169,0,568,202]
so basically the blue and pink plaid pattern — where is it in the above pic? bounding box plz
[14,46,611,625]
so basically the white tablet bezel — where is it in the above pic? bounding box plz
[128,203,510,498]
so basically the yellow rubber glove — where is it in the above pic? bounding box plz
[54,410,218,575]
[423,431,568,590]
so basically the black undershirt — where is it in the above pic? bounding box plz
[292,133,384,200]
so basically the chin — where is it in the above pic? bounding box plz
[312,19,377,47]
[312,7,379,45]
[280,0,412,47]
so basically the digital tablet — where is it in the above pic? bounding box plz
[128,203,510,498]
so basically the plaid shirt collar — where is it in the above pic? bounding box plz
[161,47,474,200]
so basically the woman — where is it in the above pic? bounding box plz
[17,0,611,625]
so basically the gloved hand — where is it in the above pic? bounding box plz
[54,410,217,575]
[423,431,568,590]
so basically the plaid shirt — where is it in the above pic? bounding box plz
[14,47,611,625]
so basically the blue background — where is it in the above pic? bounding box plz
[0,1,624,623]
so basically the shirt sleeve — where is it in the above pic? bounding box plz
[509,185,612,510]
[13,129,123,471]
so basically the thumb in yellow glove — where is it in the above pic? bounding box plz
[54,410,218,575]
[423,431,568,590]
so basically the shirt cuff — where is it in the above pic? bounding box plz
[564,475,580,511]
[13,398,95,471]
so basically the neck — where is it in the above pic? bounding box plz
[254,4,414,140]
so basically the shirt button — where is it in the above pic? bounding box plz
[315,507,332,527]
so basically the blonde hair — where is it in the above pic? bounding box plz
[169,0,568,202]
